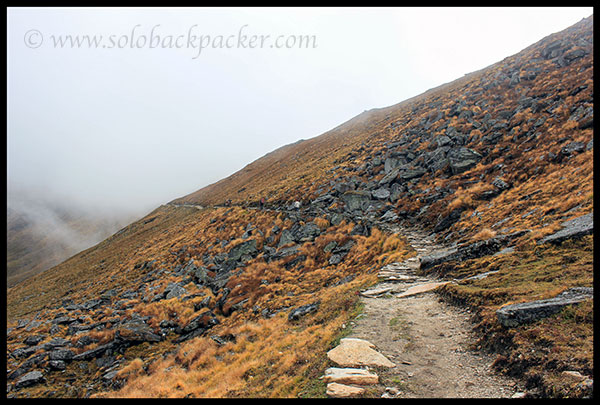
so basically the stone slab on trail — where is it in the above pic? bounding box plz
[323,367,379,385]
[327,338,395,368]
[395,281,450,298]
[326,382,365,397]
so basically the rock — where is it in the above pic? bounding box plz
[116,320,162,343]
[288,301,320,321]
[181,310,219,334]
[73,342,116,361]
[396,281,451,298]
[496,287,593,327]
[538,212,593,244]
[228,239,258,262]
[447,147,482,174]
[324,367,379,385]
[420,231,527,271]
[561,141,586,156]
[165,283,187,300]
[11,346,37,360]
[492,177,511,191]
[433,207,465,232]
[378,167,400,186]
[398,167,426,180]
[341,191,372,212]
[360,285,396,298]
[52,316,77,325]
[298,222,321,241]
[384,157,402,173]
[278,229,296,248]
[380,210,398,222]
[41,337,71,350]
[326,382,365,398]
[15,370,45,389]
[48,348,75,361]
[371,188,391,200]
[327,338,395,368]
[48,360,66,371]
[23,335,45,346]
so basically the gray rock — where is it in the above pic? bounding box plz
[561,141,586,156]
[398,167,426,180]
[288,301,320,321]
[497,288,593,327]
[116,320,161,343]
[228,239,258,262]
[278,229,297,248]
[421,231,528,271]
[48,348,75,362]
[447,147,482,174]
[371,188,391,200]
[538,212,593,244]
[15,370,45,389]
[341,191,372,212]
[73,342,116,361]
[165,283,187,300]
[23,335,45,346]
[48,360,66,371]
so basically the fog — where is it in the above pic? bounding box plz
[7,7,593,216]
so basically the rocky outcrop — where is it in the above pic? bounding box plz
[538,212,593,244]
[496,287,593,327]
[420,230,528,271]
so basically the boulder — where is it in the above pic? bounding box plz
[497,287,593,327]
[538,213,593,244]
[327,338,395,368]
[371,188,391,200]
[288,301,320,321]
[15,370,45,389]
[421,231,528,271]
[48,349,75,362]
[116,320,162,343]
[447,147,482,174]
[228,239,258,262]
[326,382,365,398]
[323,367,379,385]
[341,191,372,212]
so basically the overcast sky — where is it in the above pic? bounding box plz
[7,7,593,215]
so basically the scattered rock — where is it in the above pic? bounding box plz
[15,370,45,389]
[323,367,379,385]
[288,301,320,321]
[326,382,365,397]
[496,287,593,327]
[327,338,395,368]
[538,212,593,244]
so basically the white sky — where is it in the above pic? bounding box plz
[7,7,593,214]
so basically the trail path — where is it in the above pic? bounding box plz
[330,227,521,398]
[165,203,521,397]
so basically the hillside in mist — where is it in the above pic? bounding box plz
[7,191,139,288]
[6,16,593,399]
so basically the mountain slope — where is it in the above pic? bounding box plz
[6,16,593,399]
[7,199,137,288]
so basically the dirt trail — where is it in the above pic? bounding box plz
[347,228,521,398]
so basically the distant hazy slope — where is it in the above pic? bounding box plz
[6,195,138,288]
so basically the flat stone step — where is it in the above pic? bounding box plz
[327,338,395,368]
[323,367,379,385]
[326,382,365,398]
[360,285,397,297]
[395,281,451,298]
